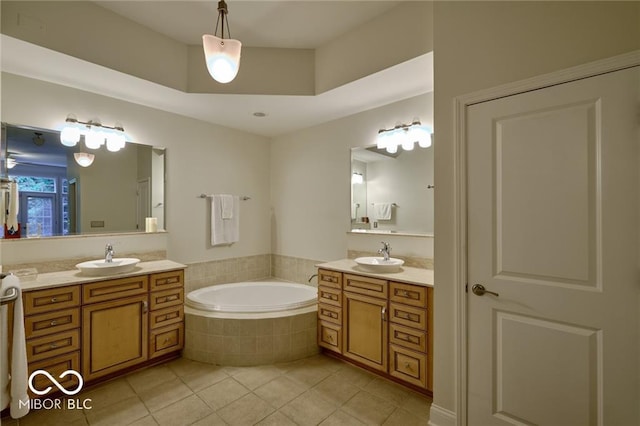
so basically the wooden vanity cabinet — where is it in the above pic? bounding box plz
[23,286,81,396]
[22,267,185,391]
[317,269,343,353]
[82,276,149,381]
[149,270,185,359]
[388,281,430,388]
[342,274,388,372]
[316,269,433,393]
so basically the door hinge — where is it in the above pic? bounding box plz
[465,283,468,293]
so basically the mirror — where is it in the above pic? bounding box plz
[1,123,165,238]
[351,144,433,235]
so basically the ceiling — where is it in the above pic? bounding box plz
[1,1,433,138]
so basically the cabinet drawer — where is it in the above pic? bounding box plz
[27,329,80,362]
[150,288,183,311]
[28,351,80,398]
[150,270,184,291]
[389,323,427,353]
[24,286,80,315]
[150,305,184,330]
[150,323,184,359]
[318,286,341,307]
[83,276,149,304]
[390,282,428,309]
[389,344,427,388]
[25,308,80,339]
[318,269,342,289]
[389,302,426,329]
[344,274,387,299]
[317,303,342,325]
[318,320,342,353]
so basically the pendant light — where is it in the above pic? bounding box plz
[203,0,242,84]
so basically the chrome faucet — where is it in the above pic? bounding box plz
[105,243,115,263]
[378,241,391,261]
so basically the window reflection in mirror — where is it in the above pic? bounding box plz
[1,123,165,238]
[351,144,433,235]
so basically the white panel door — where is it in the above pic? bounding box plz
[467,67,639,425]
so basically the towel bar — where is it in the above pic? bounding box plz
[371,202,398,207]
[199,194,251,201]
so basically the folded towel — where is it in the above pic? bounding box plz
[373,203,392,220]
[220,194,234,219]
[0,274,29,418]
[6,182,19,232]
[211,195,240,246]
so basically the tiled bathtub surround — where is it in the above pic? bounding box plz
[184,311,318,366]
[271,254,323,285]
[184,254,272,293]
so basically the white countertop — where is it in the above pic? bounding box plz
[16,260,187,292]
[316,259,433,287]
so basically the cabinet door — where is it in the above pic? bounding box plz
[342,291,388,372]
[82,294,148,381]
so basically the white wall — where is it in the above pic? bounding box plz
[432,1,640,422]
[1,72,272,265]
[270,93,433,262]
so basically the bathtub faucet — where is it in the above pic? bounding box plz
[308,273,318,283]
[378,241,391,261]
[105,243,115,263]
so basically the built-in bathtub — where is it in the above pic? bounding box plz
[183,281,319,366]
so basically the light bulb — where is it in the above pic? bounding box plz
[60,125,80,147]
[85,129,104,149]
[106,130,125,152]
[402,138,415,151]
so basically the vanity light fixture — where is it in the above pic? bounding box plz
[203,0,242,84]
[352,172,364,184]
[376,120,433,154]
[60,114,126,152]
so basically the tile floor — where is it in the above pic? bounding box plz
[2,354,431,426]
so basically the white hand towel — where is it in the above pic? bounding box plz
[211,195,240,246]
[374,203,392,220]
[0,274,29,418]
[6,182,19,232]
[220,194,234,219]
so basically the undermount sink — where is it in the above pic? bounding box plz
[354,256,404,273]
[76,258,140,276]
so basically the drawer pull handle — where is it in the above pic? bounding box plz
[401,290,409,297]
[168,296,178,301]
[50,320,57,326]
[328,335,334,342]
[51,297,58,303]
[404,362,413,371]
[381,306,386,322]
[142,301,148,313]
[50,343,58,349]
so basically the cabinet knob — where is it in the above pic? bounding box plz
[50,320,57,326]
[51,297,58,303]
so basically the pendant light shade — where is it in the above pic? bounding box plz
[74,152,95,167]
[203,35,242,83]
[203,0,241,84]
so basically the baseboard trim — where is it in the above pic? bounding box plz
[429,404,457,426]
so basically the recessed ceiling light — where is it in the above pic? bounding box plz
[253,112,267,117]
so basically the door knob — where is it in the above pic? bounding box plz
[471,284,499,297]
